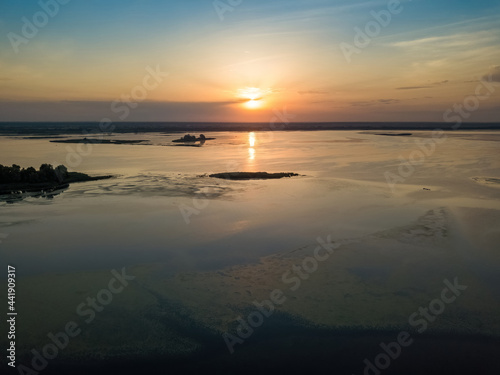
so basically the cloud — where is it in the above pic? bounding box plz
[235,87,274,100]
[0,100,249,122]
[391,35,456,48]
[351,99,400,107]
[397,86,431,90]
[298,90,329,95]
[396,80,449,90]
[389,31,499,50]
[433,80,449,85]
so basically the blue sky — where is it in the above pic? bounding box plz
[0,0,499,121]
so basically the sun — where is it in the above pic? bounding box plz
[237,87,271,110]
[244,99,263,109]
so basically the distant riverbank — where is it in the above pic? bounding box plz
[0,122,499,135]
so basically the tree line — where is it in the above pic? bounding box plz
[0,164,69,184]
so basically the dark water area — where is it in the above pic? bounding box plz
[12,301,499,375]
[40,323,500,375]
[0,121,499,135]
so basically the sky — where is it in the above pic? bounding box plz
[0,0,499,122]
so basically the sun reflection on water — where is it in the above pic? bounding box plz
[248,132,256,162]
[249,132,256,147]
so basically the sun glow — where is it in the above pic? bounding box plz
[244,99,262,109]
[237,87,272,110]
[238,87,263,100]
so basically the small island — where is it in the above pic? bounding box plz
[51,138,147,145]
[374,133,413,137]
[209,172,299,180]
[0,164,112,195]
[172,134,215,143]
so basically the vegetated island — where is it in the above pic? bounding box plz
[51,138,147,145]
[0,164,112,194]
[209,172,299,180]
[172,134,215,143]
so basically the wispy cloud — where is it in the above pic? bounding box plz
[391,35,457,48]
[351,99,400,107]
[389,30,499,49]
[240,0,393,24]
[396,86,432,90]
[298,90,329,95]
[396,80,449,90]
[379,14,500,45]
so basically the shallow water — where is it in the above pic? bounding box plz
[1,131,499,274]
[1,130,500,373]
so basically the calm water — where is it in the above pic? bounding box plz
[1,130,499,275]
[1,130,500,373]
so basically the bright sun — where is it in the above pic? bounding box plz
[237,87,271,109]
[245,99,262,109]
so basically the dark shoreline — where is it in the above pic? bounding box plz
[0,174,112,195]
[0,122,499,135]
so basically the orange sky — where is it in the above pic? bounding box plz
[0,0,499,122]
